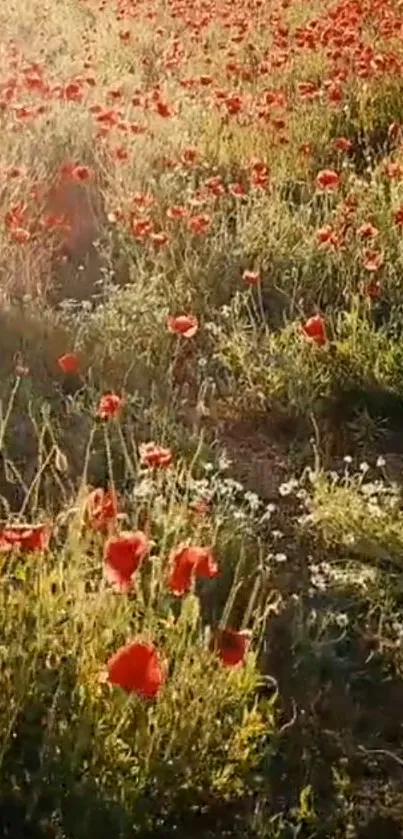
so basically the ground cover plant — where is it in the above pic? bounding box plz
[2,0,403,835]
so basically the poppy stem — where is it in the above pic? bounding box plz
[240,572,262,630]
[115,422,136,479]
[256,280,266,324]
[79,424,96,492]
[0,375,22,452]
[103,424,116,497]
[219,578,244,629]
[19,445,57,517]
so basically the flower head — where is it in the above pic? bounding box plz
[362,249,383,272]
[168,544,218,596]
[316,169,340,191]
[332,137,352,152]
[104,530,150,592]
[86,488,118,533]
[357,222,379,240]
[242,270,261,287]
[106,641,167,697]
[58,352,80,374]
[301,315,327,347]
[394,206,403,228]
[71,165,92,182]
[167,315,198,338]
[0,523,51,553]
[97,393,122,420]
[211,628,250,667]
[139,442,173,469]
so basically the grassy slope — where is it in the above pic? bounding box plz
[1,0,403,836]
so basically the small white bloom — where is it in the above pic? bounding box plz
[218,453,232,472]
[334,612,349,628]
[261,502,276,522]
[244,491,260,512]
[279,478,298,496]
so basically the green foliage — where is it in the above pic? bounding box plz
[0,534,273,836]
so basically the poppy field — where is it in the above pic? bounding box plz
[3,0,403,836]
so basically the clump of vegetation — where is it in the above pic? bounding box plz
[2,0,403,835]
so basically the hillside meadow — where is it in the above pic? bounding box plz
[1,0,403,836]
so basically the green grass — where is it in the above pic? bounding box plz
[2,0,403,835]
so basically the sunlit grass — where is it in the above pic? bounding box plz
[2,0,403,834]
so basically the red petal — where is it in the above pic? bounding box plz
[104,531,149,590]
[167,545,218,595]
[57,353,80,374]
[212,629,249,667]
[86,488,118,533]
[167,550,195,595]
[107,642,166,697]
[0,524,50,552]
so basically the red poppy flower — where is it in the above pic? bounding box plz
[106,641,167,697]
[139,442,173,469]
[228,182,246,197]
[187,214,211,235]
[242,270,261,287]
[10,227,30,244]
[181,147,199,166]
[168,544,218,596]
[64,82,82,102]
[104,530,149,592]
[332,137,352,152]
[385,162,403,180]
[0,523,51,553]
[204,176,225,197]
[130,217,154,238]
[362,249,383,272]
[315,225,340,248]
[301,315,327,347]
[97,393,122,419]
[113,145,129,162]
[357,222,379,240]
[394,206,403,227]
[155,99,175,118]
[364,280,382,300]
[167,315,198,338]
[57,352,80,374]
[316,169,340,191]
[86,488,118,533]
[71,165,92,182]
[297,81,320,100]
[166,205,188,220]
[5,204,26,230]
[149,231,170,247]
[250,161,269,190]
[211,628,250,667]
[327,84,343,105]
